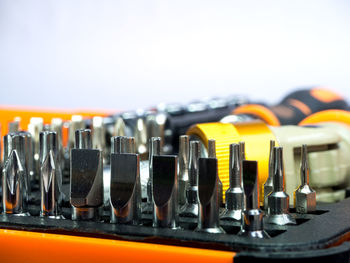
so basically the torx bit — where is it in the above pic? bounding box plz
[221,144,244,221]
[144,137,161,213]
[208,139,223,206]
[152,155,178,229]
[266,147,296,225]
[110,137,141,224]
[178,135,189,207]
[180,140,200,217]
[195,157,225,233]
[134,117,148,154]
[2,149,29,215]
[238,160,270,238]
[28,117,44,179]
[294,144,316,214]
[70,129,103,221]
[39,131,63,218]
[263,140,275,209]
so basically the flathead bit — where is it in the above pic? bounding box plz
[221,144,244,221]
[266,147,296,225]
[40,149,63,218]
[238,160,270,238]
[178,135,189,207]
[263,140,275,209]
[114,117,126,137]
[207,139,223,206]
[180,140,200,217]
[134,117,148,154]
[152,155,178,229]
[70,129,103,220]
[28,117,44,178]
[2,150,28,215]
[195,157,225,233]
[145,137,161,213]
[8,117,21,133]
[294,145,316,214]
[110,138,141,224]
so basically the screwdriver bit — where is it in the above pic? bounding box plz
[263,140,275,209]
[144,137,161,214]
[238,160,270,238]
[39,131,63,218]
[195,157,225,233]
[239,141,246,161]
[50,118,64,169]
[180,140,200,217]
[178,135,189,207]
[8,117,21,133]
[221,144,244,221]
[28,117,44,179]
[208,139,223,207]
[113,117,126,137]
[4,132,32,197]
[266,147,296,225]
[68,115,85,150]
[92,116,107,163]
[110,137,141,224]
[152,155,178,229]
[134,117,148,155]
[70,129,103,221]
[2,149,29,215]
[294,144,316,214]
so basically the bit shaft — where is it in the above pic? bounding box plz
[207,139,223,206]
[263,140,275,208]
[178,135,189,207]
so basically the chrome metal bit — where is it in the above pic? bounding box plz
[8,117,21,133]
[180,140,200,217]
[145,112,166,142]
[50,118,64,169]
[2,149,29,215]
[110,137,141,224]
[178,135,189,207]
[239,141,246,161]
[39,131,63,218]
[144,137,161,213]
[221,144,244,221]
[263,140,275,209]
[207,139,223,206]
[134,117,147,154]
[92,116,107,162]
[28,117,44,178]
[195,157,225,233]
[70,129,103,220]
[238,160,270,238]
[114,117,126,137]
[294,144,316,214]
[68,115,85,150]
[152,155,178,229]
[266,147,296,225]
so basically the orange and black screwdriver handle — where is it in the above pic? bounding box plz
[233,87,348,126]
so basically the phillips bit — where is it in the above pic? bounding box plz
[208,139,223,206]
[195,157,225,233]
[8,117,21,133]
[263,140,275,209]
[28,117,44,179]
[294,144,316,214]
[110,137,141,224]
[2,149,29,215]
[266,147,296,225]
[39,131,63,218]
[152,155,178,229]
[134,117,148,155]
[70,129,103,221]
[238,160,270,238]
[180,140,200,217]
[144,137,161,213]
[221,144,244,221]
[4,132,32,197]
[178,135,189,207]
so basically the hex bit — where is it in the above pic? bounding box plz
[294,144,316,214]
[266,147,296,225]
[195,157,225,233]
[39,131,63,218]
[152,155,178,229]
[238,160,270,238]
[180,140,200,217]
[110,137,141,224]
[70,129,103,221]
[221,143,244,221]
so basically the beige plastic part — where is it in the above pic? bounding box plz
[270,124,350,206]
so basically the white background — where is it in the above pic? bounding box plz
[0,0,349,111]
